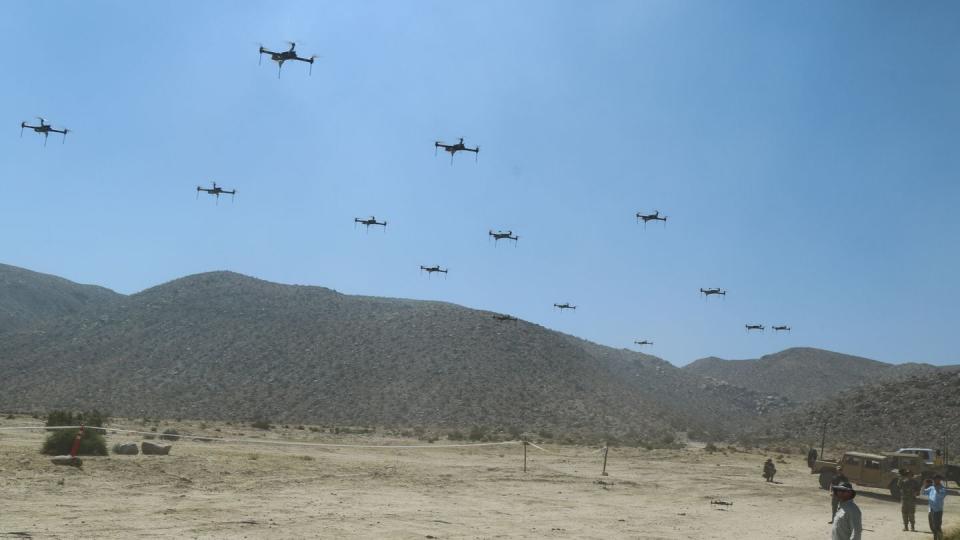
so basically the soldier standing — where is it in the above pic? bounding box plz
[829,466,850,523]
[808,447,819,468]
[897,469,921,531]
[763,458,777,482]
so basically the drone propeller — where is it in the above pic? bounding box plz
[61,128,69,143]
[19,123,24,137]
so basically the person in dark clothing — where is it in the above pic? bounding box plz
[808,447,819,468]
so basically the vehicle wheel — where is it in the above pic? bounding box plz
[889,479,901,499]
[819,470,832,490]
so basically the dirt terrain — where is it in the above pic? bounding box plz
[0,418,954,539]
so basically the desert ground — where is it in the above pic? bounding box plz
[0,417,954,539]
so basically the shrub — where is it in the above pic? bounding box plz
[41,428,107,456]
[251,420,272,430]
[161,429,180,441]
[468,426,487,441]
[447,430,465,441]
[705,442,718,453]
[538,430,554,440]
[45,410,107,434]
[5,414,14,420]
[507,426,522,440]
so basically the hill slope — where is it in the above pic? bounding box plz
[0,267,787,440]
[0,263,120,334]
[684,348,957,402]
[759,371,960,452]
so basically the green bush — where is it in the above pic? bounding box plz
[447,430,465,441]
[468,426,487,441]
[251,420,272,430]
[705,442,719,453]
[41,428,107,456]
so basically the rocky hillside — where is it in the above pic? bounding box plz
[758,371,960,453]
[684,348,957,402]
[0,266,788,440]
[0,263,120,333]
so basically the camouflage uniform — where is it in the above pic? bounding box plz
[763,459,776,482]
[898,474,921,530]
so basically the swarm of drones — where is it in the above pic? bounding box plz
[19,38,793,354]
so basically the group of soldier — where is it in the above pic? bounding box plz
[760,457,950,539]
[825,466,949,540]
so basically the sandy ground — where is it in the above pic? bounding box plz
[0,418,955,539]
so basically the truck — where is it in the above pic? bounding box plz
[810,451,934,497]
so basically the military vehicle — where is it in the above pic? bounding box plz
[810,451,935,497]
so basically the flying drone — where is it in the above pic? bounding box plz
[634,340,654,346]
[636,210,667,227]
[196,182,236,204]
[745,324,765,332]
[434,137,479,164]
[355,216,387,231]
[492,314,519,322]
[489,230,518,245]
[420,265,448,276]
[700,287,727,298]
[20,118,69,146]
[554,303,576,311]
[772,325,791,332]
[258,42,317,78]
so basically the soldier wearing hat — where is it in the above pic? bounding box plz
[763,458,777,482]
[830,480,862,540]
[896,469,921,531]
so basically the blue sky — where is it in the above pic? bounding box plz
[1,0,957,366]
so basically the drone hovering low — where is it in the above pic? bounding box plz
[489,230,518,245]
[554,303,576,311]
[420,265,448,276]
[20,118,69,146]
[434,137,479,164]
[196,182,236,204]
[636,210,667,227]
[355,216,387,231]
[745,324,765,332]
[772,325,791,332]
[493,314,519,322]
[634,340,654,346]
[700,287,727,298]
[258,42,317,78]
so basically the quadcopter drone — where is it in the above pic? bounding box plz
[772,325,791,332]
[700,287,727,298]
[634,340,654,346]
[434,137,479,164]
[420,265,448,276]
[745,324,765,332]
[355,216,387,231]
[258,42,317,78]
[196,182,236,204]
[492,314,519,322]
[636,210,667,227]
[553,303,576,311]
[20,118,69,146]
[489,230,519,245]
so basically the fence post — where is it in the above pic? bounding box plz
[523,440,528,473]
[601,444,609,476]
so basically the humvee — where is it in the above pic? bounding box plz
[810,451,933,497]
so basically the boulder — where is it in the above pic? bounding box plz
[141,441,172,455]
[50,455,82,467]
[112,442,139,455]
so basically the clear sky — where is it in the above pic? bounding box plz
[2,1,957,366]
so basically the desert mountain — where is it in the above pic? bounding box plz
[0,266,787,441]
[758,370,960,452]
[684,348,957,403]
[0,263,120,334]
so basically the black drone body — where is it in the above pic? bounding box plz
[636,210,668,227]
[493,314,519,322]
[772,325,791,332]
[20,118,69,146]
[489,230,519,245]
[420,265,448,276]
[554,302,576,311]
[745,324,765,332]
[634,340,654,346]
[258,42,317,78]
[355,216,387,230]
[434,137,479,164]
[700,287,727,298]
[196,181,236,204]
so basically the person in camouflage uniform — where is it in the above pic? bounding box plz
[897,469,921,531]
[763,458,777,482]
